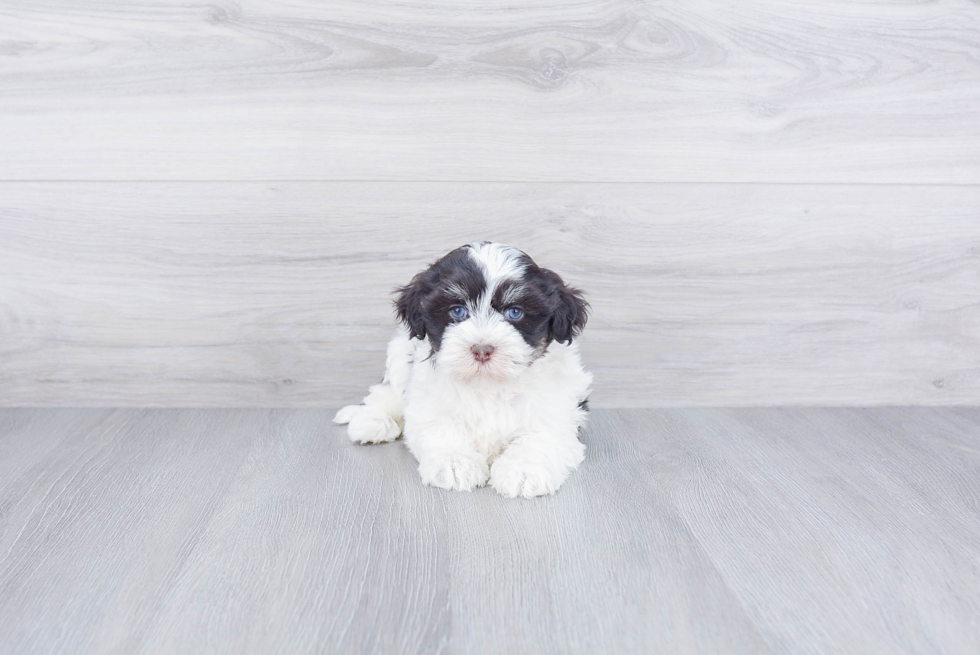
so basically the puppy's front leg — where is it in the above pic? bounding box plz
[333,332,414,444]
[490,431,586,499]
[409,428,490,492]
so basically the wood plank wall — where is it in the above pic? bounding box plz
[1,1,978,407]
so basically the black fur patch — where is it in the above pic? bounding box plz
[497,258,589,348]
[394,244,589,353]
[578,399,590,411]
[394,246,486,351]
[491,276,553,350]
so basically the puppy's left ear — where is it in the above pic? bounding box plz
[547,272,589,344]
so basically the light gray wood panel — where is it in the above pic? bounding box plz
[438,409,773,654]
[626,407,980,653]
[135,409,450,655]
[1,408,979,654]
[0,409,268,654]
[1,0,978,182]
[2,182,979,407]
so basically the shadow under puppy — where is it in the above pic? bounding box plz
[334,242,592,498]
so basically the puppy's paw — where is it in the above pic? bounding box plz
[333,405,401,444]
[490,436,584,498]
[489,458,560,499]
[332,405,360,425]
[418,452,489,492]
[490,442,585,498]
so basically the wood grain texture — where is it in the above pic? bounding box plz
[438,409,773,653]
[0,0,978,181]
[2,182,979,407]
[1,408,978,654]
[624,407,980,654]
[0,409,267,653]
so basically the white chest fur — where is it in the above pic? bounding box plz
[403,339,591,461]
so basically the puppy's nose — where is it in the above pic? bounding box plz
[471,344,495,363]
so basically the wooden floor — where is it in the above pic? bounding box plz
[2,407,979,654]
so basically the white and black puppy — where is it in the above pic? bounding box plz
[334,242,592,498]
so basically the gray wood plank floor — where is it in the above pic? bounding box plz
[2,408,978,654]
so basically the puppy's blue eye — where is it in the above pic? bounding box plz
[504,307,523,320]
[449,306,468,320]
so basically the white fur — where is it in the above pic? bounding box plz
[334,242,592,498]
[335,331,591,498]
[467,242,526,307]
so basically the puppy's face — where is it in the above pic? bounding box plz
[395,242,588,382]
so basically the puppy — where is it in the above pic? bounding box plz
[334,242,592,498]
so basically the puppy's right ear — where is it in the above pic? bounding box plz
[394,275,427,340]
